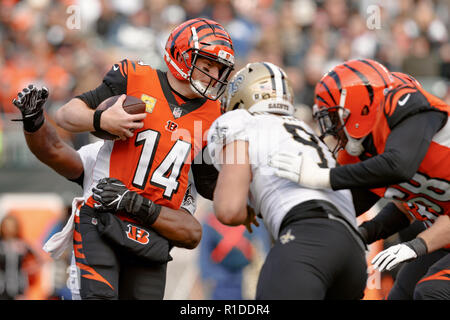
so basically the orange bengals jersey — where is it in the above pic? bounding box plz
[339,72,450,228]
[85,59,221,211]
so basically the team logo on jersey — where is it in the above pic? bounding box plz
[165,120,178,132]
[211,124,228,144]
[140,94,157,113]
[182,184,195,207]
[126,224,150,245]
[172,107,183,119]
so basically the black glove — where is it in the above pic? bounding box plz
[12,84,49,132]
[92,177,161,226]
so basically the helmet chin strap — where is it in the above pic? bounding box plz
[338,89,366,157]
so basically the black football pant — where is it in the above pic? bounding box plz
[388,249,450,300]
[74,205,167,300]
[256,201,367,300]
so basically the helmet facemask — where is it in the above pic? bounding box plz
[314,105,349,155]
[314,89,365,156]
[188,50,234,101]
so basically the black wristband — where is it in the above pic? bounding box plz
[93,109,105,131]
[405,237,428,257]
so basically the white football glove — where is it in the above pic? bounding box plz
[269,152,331,189]
[371,238,428,272]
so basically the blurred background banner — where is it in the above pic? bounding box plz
[0,0,448,300]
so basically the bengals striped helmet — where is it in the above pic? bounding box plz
[313,59,394,156]
[164,18,235,100]
[222,61,294,115]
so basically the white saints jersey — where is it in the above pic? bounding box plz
[76,141,198,215]
[207,109,356,239]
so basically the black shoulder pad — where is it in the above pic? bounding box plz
[103,59,128,95]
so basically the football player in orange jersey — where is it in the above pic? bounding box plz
[37,18,234,299]
[12,84,201,299]
[270,59,450,299]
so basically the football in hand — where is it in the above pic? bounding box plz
[91,95,146,140]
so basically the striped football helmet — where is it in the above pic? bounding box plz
[313,59,394,156]
[164,18,235,100]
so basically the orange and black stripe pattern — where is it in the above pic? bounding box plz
[167,18,233,60]
[418,269,450,284]
[73,210,114,290]
[315,59,392,109]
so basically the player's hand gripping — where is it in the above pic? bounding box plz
[92,177,137,212]
[371,238,428,272]
[100,95,146,140]
[92,177,161,225]
[12,84,49,132]
[269,152,331,189]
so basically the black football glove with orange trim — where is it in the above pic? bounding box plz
[12,84,49,132]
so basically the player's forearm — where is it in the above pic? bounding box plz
[213,168,250,226]
[214,196,248,226]
[24,121,83,179]
[417,215,450,253]
[55,98,95,132]
[213,141,252,226]
[151,207,202,249]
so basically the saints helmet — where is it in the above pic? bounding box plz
[222,62,294,115]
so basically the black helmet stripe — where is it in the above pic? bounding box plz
[170,20,204,56]
[343,63,374,105]
[199,40,233,50]
[279,67,287,95]
[358,59,389,88]
[319,80,337,106]
[391,73,407,84]
[262,62,285,97]
[316,94,329,105]
[262,62,276,93]
[328,70,342,94]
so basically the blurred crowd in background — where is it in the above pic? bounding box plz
[1,0,449,149]
[0,0,449,300]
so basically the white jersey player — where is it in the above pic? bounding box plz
[207,62,367,299]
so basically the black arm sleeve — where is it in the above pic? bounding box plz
[191,147,219,201]
[75,83,115,109]
[351,188,381,217]
[330,110,447,190]
[358,202,411,244]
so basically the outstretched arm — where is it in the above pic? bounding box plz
[13,85,84,180]
[372,215,450,272]
[270,111,446,190]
